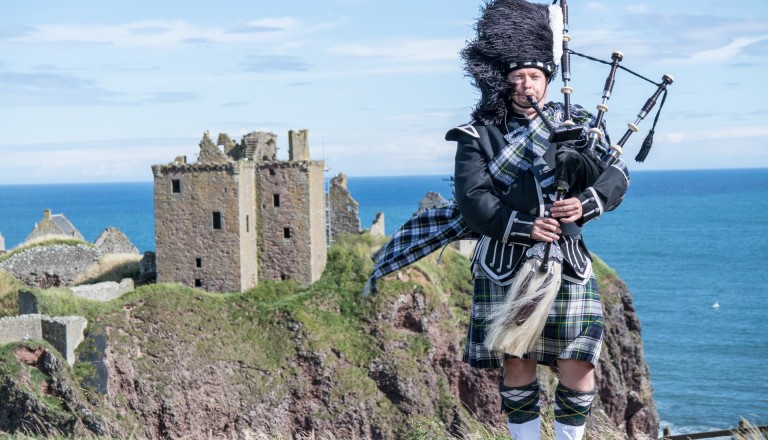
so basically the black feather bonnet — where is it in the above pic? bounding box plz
[462,0,563,125]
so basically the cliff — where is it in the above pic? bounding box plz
[0,234,657,439]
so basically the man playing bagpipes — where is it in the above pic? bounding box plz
[366,0,671,438]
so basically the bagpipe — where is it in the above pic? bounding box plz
[483,0,674,357]
[366,0,674,358]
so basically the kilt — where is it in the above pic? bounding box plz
[462,267,604,369]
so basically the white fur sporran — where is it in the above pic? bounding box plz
[483,242,563,357]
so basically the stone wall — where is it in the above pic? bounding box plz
[0,314,87,366]
[0,243,100,288]
[242,131,277,162]
[41,316,88,366]
[70,278,135,302]
[94,227,140,255]
[18,290,38,314]
[153,161,257,292]
[370,213,385,237]
[0,314,43,343]
[328,173,360,242]
[20,280,134,313]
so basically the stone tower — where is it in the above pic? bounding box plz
[152,129,330,292]
[288,129,310,161]
[153,132,258,292]
[256,130,326,284]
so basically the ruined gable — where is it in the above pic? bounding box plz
[94,227,140,255]
[217,133,240,160]
[26,210,85,243]
[197,131,230,164]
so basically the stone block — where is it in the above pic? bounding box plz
[18,289,38,314]
[0,314,43,345]
[41,316,87,366]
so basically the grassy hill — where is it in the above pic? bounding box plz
[0,233,637,439]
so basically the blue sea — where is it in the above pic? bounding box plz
[0,169,766,435]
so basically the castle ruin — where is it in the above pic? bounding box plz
[152,129,331,292]
[328,173,360,242]
[26,210,84,242]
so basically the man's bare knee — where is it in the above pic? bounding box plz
[502,358,537,387]
[556,359,595,391]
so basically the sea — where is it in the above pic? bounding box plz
[0,168,766,435]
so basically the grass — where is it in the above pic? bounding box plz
[74,253,141,285]
[0,269,26,317]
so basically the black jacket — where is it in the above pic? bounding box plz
[448,118,629,285]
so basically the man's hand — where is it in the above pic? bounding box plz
[551,197,583,223]
[531,217,561,242]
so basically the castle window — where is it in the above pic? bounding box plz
[195,258,202,268]
[269,169,276,176]
[273,194,280,207]
[172,179,181,193]
[284,227,291,239]
[212,212,222,230]
[246,215,250,232]
[194,279,202,287]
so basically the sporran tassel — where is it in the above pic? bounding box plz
[484,243,563,357]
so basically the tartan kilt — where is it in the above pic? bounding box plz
[462,267,604,369]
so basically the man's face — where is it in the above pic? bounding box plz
[507,67,548,115]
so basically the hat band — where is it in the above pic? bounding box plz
[508,61,555,75]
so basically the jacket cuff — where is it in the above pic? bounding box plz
[504,211,534,245]
[577,187,604,225]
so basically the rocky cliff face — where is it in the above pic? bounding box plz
[594,267,659,438]
[0,240,658,439]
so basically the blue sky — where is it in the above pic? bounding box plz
[0,0,766,184]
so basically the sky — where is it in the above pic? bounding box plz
[0,0,766,184]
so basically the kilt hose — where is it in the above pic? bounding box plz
[463,267,604,369]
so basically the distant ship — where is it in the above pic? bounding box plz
[712,301,720,309]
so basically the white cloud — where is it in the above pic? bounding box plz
[4,17,338,48]
[680,36,768,64]
[327,38,465,62]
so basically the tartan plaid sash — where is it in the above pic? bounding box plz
[488,103,598,191]
[365,205,478,294]
[488,115,549,188]
[365,104,601,294]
